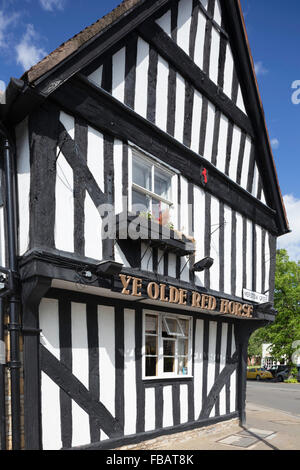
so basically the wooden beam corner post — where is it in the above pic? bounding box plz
[22,275,52,450]
[234,320,267,426]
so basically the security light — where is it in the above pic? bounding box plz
[96,260,123,276]
[258,302,273,312]
[192,257,214,272]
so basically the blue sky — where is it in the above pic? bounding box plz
[0,0,299,260]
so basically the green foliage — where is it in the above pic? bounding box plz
[248,249,300,365]
[248,328,265,359]
[284,379,299,384]
[290,366,299,378]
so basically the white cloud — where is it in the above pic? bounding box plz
[39,0,65,11]
[271,138,279,150]
[0,10,19,48]
[278,195,300,261]
[15,24,47,71]
[254,61,268,76]
[0,80,5,92]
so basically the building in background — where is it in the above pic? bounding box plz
[0,0,289,450]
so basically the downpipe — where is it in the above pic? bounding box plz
[0,297,6,449]
[0,132,21,450]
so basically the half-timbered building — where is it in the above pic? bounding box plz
[0,0,289,450]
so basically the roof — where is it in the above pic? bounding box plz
[5,0,289,235]
[22,0,142,84]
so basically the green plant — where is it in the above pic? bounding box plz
[284,378,299,384]
[139,211,153,220]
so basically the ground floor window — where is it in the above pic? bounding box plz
[143,310,192,379]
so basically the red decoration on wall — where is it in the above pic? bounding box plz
[201,167,208,185]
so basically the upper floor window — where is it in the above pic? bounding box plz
[131,151,175,227]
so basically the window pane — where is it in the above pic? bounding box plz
[163,339,175,356]
[145,315,157,334]
[146,356,157,377]
[163,317,184,337]
[145,336,157,356]
[178,357,188,375]
[179,319,189,336]
[152,200,171,225]
[132,156,152,190]
[164,357,175,373]
[132,189,150,214]
[178,339,188,356]
[154,168,171,200]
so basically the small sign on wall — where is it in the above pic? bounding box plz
[243,288,269,304]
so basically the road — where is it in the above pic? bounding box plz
[246,380,300,417]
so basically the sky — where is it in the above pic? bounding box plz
[0,0,299,261]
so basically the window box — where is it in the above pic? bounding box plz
[116,212,195,257]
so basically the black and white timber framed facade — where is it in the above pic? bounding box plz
[0,0,289,450]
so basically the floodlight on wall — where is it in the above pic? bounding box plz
[253,302,277,317]
[257,302,273,312]
[96,260,123,276]
[192,257,214,272]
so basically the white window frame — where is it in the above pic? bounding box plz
[129,148,178,228]
[142,310,193,380]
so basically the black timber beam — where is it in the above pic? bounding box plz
[51,74,278,235]
[220,0,289,236]
[31,0,171,98]
[18,248,275,324]
[137,20,254,138]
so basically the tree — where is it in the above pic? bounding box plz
[248,328,264,363]
[248,249,300,370]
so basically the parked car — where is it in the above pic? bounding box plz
[276,366,300,382]
[267,365,288,378]
[247,366,273,381]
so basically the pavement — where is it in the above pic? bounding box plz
[120,402,300,451]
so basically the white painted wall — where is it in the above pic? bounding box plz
[98,305,115,441]
[16,117,30,255]
[135,37,150,118]
[163,385,173,428]
[177,0,193,55]
[203,102,215,162]
[112,47,126,103]
[174,73,186,143]
[145,387,156,432]
[191,90,203,153]
[88,65,103,87]
[71,302,90,447]
[194,9,206,70]
[39,298,61,450]
[156,55,169,132]
[194,318,204,419]
[124,309,137,435]
[180,383,189,424]
[156,10,171,36]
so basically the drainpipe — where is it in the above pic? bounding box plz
[0,131,21,450]
[0,297,6,449]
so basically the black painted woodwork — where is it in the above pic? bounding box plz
[220,0,289,235]
[137,21,253,138]
[51,75,278,235]
[41,345,123,438]
[22,275,52,450]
